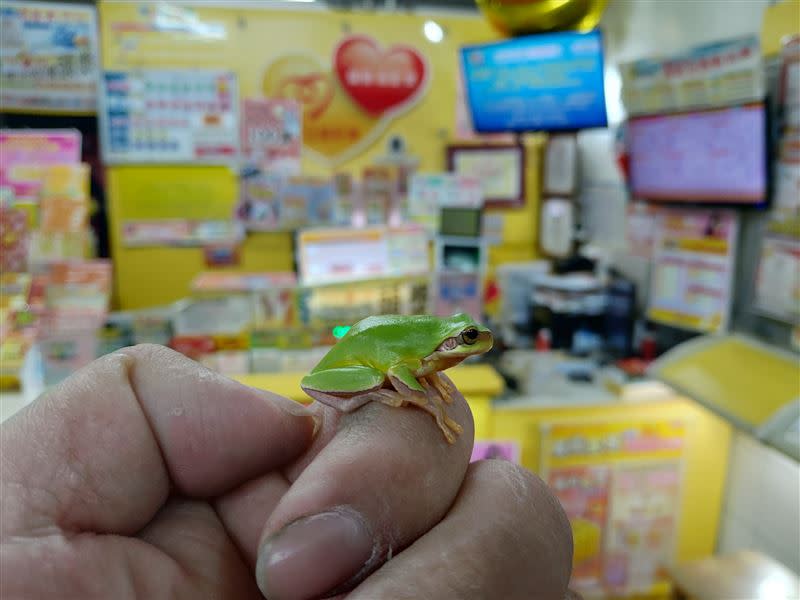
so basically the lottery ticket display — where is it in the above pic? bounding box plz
[101,69,239,164]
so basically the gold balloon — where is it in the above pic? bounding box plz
[476,0,608,36]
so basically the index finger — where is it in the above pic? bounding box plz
[1,344,316,538]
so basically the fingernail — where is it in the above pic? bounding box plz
[256,509,375,600]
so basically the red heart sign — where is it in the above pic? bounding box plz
[334,35,428,118]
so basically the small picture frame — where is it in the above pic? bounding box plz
[447,143,525,209]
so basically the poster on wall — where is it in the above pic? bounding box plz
[241,98,301,174]
[0,129,82,202]
[539,419,686,596]
[100,69,239,164]
[753,234,800,324]
[263,34,430,166]
[647,209,738,333]
[0,1,100,113]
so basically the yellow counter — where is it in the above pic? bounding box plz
[233,363,504,439]
[492,394,731,567]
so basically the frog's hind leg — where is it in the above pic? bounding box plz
[301,366,386,412]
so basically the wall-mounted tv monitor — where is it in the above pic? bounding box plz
[460,30,608,133]
[628,103,767,205]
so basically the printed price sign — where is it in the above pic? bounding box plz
[101,69,239,164]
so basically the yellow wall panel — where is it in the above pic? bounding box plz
[107,166,293,308]
[98,3,541,309]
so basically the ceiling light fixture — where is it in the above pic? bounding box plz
[423,20,444,44]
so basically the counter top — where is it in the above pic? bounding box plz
[233,363,505,403]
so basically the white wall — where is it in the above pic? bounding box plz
[718,432,800,574]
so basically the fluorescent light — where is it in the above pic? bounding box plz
[423,20,444,43]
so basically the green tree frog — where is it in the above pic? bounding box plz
[301,313,493,444]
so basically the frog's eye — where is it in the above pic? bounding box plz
[461,328,479,345]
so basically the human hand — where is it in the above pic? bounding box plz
[1,344,574,599]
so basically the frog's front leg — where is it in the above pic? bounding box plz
[385,363,461,444]
[419,377,463,438]
[387,362,426,395]
[427,372,457,404]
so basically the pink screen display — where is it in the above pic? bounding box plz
[629,104,766,203]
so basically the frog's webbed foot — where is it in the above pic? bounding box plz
[381,367,461,444]
[418,377,462,444]
[428,372,457,404]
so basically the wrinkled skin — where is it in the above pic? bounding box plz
[1,344,576,600]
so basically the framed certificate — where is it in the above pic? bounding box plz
[447,144,525,208]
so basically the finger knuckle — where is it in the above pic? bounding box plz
[121,343,182,362]
[481,459,545,513]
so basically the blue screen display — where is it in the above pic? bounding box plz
[460,30,608,133]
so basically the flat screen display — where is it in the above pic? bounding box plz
[629,104,767,204]
[440,208,482,238]
[460,30,608,133]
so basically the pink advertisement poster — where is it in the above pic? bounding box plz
[604,463,681,593]
[0,130,82,200]
[549,465,611,587]
[242,98,302,174]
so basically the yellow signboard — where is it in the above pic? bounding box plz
[97,1,499,171]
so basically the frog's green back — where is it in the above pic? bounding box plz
[313,314,478,372]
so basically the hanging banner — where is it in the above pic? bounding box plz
[620,35,763,116]
[0,1,100,114]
